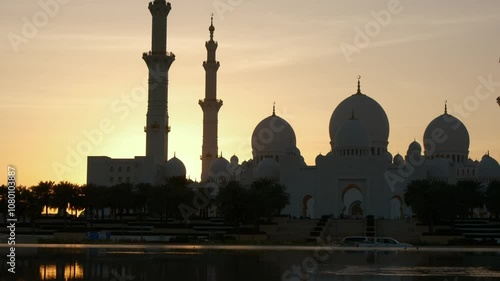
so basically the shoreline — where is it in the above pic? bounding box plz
[3,243,500,253]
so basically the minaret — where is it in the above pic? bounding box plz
[199,15,223,181]
[143,0,175,165]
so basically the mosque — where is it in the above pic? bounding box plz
[87,1,500,219]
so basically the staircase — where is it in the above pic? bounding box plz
[365,215,376,237]
[454,220,500,242]
[266,219,320,242]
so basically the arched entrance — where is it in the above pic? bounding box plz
[302,195,314,218]
[349,200,363,216]
[342,184,363,217]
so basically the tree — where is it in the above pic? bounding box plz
[32,181,54,216]
[405,180,454,233]
[148,184,168,221]
[22,186,42,233]
[164,178,194,221]
[455,180,484,219]
[109,183,135,220]
[81,184,102,227]
[216,181,249,228]
[250,179,290,221]
[52,181,77,228]
[486,181,500,219]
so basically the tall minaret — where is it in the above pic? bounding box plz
[199,15,223,181]
[143,0,175,165]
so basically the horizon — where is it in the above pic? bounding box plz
[1,0,500,186]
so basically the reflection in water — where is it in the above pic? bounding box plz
[1,246,500,281]
[39,262,84,280]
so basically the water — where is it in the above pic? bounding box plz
[1,244,500,280]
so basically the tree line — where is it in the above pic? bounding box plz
[404,180,500,232]
[0,178,290,230]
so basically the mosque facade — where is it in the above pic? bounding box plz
[87,1,500,219]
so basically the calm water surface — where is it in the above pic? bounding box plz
[1,244,500,281]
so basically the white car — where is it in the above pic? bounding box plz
[359,237,413,247]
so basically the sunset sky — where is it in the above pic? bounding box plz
[1,0,500,186]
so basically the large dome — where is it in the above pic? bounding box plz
[334,117,371,148]
[423,109,469,160]
[251,113,296,158]
[329,83,389,153]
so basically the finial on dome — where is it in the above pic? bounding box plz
[272,102,276,116]
[444,100,448,115]
[356,75,362,94]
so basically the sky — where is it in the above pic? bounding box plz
[1,0,500,186]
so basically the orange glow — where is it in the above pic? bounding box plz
[2,1,500,186]
[39,262,83,280]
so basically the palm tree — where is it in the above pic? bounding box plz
[135,183,152,240]
[109,183,134,220]
[405,180,437,232]
[455,180,484,218]
[486,181,500,219]
[216,181,249,228]
[82,184,95,225]
[148,184,167,221]
[32,181,54,216]
[25,186,42,233]
[164,179,194,221]
[52,181,77,228]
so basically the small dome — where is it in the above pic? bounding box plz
[386,151,393,164]
[284,143,301,156]
[477,154,500,178]
[315,153,325,164]
[423,112,469,156]
[407,140,422,156]
[209,157,230,176]
[427,158,452,178]
[334,117,371,149]
[164,156,186,178]
[256,158,280,180]
[252,114,296,158]
[230,155,239,165]
[394,154,404,166]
